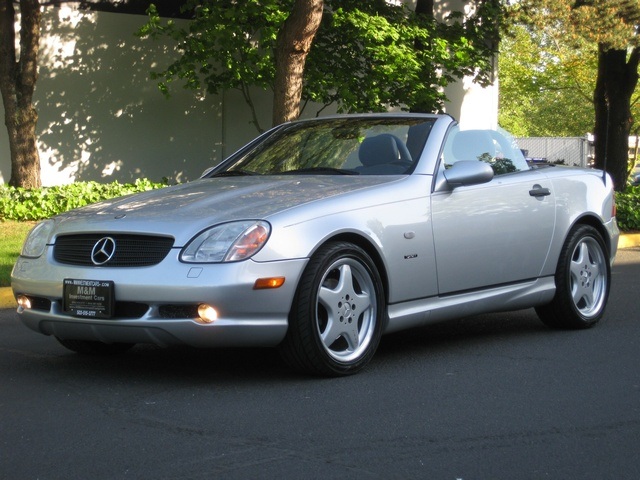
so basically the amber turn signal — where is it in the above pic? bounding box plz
[253,277,285,289]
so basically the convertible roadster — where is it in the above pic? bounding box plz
[12,114,619,376]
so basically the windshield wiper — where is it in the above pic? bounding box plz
[211,169,258,177]
[281,167,359,175]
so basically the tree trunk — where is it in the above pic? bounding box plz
[593,45,640,191]
[272,0,323,127]
[0,0,42,188]
[415,0,434,16]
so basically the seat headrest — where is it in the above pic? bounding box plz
[359,134,400,166]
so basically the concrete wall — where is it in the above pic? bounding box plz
[0,7,282,186]
[1,3,497,186]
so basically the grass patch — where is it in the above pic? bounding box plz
[0,221,35,287]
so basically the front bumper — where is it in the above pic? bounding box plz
[11,251,308,348]
[605,217,620,265]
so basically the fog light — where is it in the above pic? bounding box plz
[253,277,285,289]
[17,295,31,310]
[197,304,218,323]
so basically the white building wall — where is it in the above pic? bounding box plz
[1,2,497,186]
[436,0,499,129]
[0,7,280,186]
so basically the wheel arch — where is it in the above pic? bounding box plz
[535,215,611,328]
[279,234,388,376]
[570,214,613,256]
[314,232,390,304]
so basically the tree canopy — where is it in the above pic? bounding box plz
[2,0,501,187]
[498,23,597,137]
[138,0,502,132]
[507,0,640,190]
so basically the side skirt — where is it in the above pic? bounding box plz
[384,277,556,334]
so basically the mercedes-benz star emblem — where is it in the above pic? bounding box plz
[91,237,116,265]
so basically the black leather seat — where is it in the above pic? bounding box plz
[355,134,411,175]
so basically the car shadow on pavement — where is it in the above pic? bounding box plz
[44,309,548,382]
[49,343,302,384]
[376,308,550,360]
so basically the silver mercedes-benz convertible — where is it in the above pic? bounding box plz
[12,114,619,376]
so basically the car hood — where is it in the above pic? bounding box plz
[52,176,399,245]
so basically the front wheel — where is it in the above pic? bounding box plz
[279,242,384,376]
[535,225,610,329]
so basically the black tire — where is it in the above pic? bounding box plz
[279,241,384,376]
[535,224,610,329]
[56,337,134,355]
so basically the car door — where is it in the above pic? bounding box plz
[430,128,555,295]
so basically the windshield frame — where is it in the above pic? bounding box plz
[203,115,439,178]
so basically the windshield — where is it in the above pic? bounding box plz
[213,117,436,176]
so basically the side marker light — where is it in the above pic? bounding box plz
[253,277,286,290]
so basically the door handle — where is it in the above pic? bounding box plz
[529,185,551,197]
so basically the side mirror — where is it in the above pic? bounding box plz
[443,160,494,187]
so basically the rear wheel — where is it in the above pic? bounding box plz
[535,224,610,329]
[56,337,134,355]
[279,241,384,376]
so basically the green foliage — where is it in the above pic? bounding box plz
[138,1,287,96]
[304,6,448,113]
[502,0,640,192]
[0,221,35,287]
[138,1,502,129]
[569,0,640,50]
[478,153,518,175]
[498,23,597,137]
[0,179,168,221]
[616,186,640,231]
[502,1,640,135]
[512,0,640,50]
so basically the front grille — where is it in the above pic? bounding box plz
[54,300,150,319]
[115,301,150,318]
[53,234,174,267]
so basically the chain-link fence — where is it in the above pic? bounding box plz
[516,137,592,168]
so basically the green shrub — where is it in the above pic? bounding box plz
[0,179,168,221]
[616,186,640,232]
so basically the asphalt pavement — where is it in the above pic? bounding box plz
[1,248,639,479]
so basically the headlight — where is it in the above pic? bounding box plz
[181,221,270,263]
[21,219,55,258]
